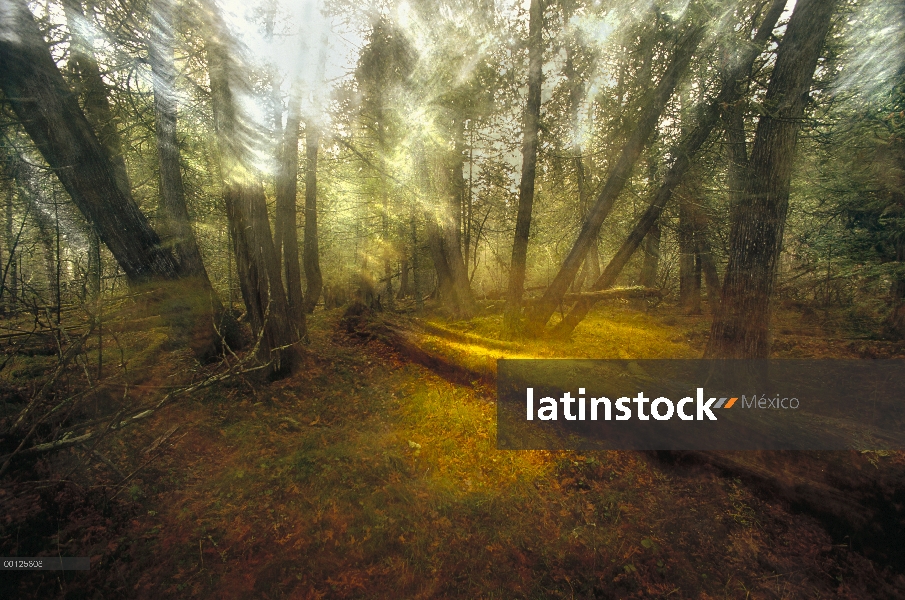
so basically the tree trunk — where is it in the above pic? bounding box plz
[3,186,16,312]
[502,0,544,338]
[302,124,323,314]
[525,24,704,335]
[62,0,131,201]
[275,87,305,327]
[443,121,475,317]
[410,207,423,311]
[706,0,838,358]
[426,216,457,313]
[885,234,905,338]
[679,196,701,314]
[206,14,300,374]
[639,220,661,288]
[548,0,786,337]
[0,0,182,282]
[150,0,210,280]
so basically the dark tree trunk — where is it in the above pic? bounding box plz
[707,0,838,358]
[397,221,409,300]
[3,186,16,312]
[686,200,721,308]
[0,0,182,282]
[206,17,300,374]
[62,0,131,200]
[526,24,704,335]
[639,220,661,288]
[410,207,423,311]
[275,88,305,326]
[549,0,786,337]
[565,33,599,294]
[502,0,544,338]
[443,121,475,317]
[426,216,457,313]
[302,125,323,314]
[150,0,210,280]
[679,197,701,314]
[885,234,905,338]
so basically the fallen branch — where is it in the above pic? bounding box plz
[557,286,663,303]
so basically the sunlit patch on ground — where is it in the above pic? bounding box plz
[115,310,904,598]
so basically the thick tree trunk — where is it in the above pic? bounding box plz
[62,0,132,201]
[0,0,182,282]
[275,88,305,326]
[425,217,457,311]
[549,0,786,337]
[443,122,475,317]
[502,0,544,338]
[706,0,838,358]
[302,125,323,314]
[525,24,704,335]
[206,17,300,374]
[150,0,210,280]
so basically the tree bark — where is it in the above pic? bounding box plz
[502,0,544,338]
[302,124,323,314]
[62,0,131,201]
[275,86,305,325]
[0,0,182,282]
[679,196,701,314]
[525,24,704,335]
[639,221,660,288]
[149,0,210,280]
[706,0,838,358]
[548,0,786,337]
[206,13,300,374]
[443,120,475,317]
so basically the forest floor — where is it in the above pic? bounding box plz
[3,301,905,599]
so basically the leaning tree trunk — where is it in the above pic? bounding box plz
[302,124,323,314]
[205,13,300,375]
[0,0,182,282]
[525,24,704,335]
[62,0,132,201]
[706,0,838,359]
[549,0,787,337]
[502,0,544,338]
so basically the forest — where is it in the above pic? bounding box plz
[1,0,904,596]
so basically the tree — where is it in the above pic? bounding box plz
[526,19,705,335]
[550,0,787,337]
[0,0,182,282]
[303,123,323,314]
[502,0,544,338]
[205,4,301,374]
[706,0,839,359]
[150,0,211,281]
[276,81,305,325]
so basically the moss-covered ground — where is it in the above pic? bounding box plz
[3,301,905,598]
